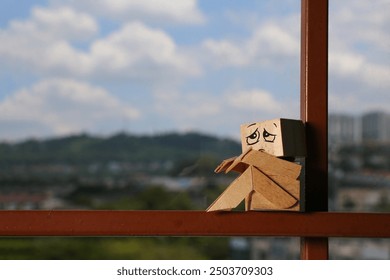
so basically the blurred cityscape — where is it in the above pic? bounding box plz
[328,111,390,212]
[329,111,390,259]
[0,111,389,259]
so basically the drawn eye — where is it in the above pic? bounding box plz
[246,128,260,145]
[263,128,276,143]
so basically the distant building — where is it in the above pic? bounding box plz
[0,193,47,210]
[0,192,65,210]
[328,114,359,146]
[362,111,390,143]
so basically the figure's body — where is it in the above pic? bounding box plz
[207,119,305,212]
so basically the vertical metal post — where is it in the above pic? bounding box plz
[300,0,329,259]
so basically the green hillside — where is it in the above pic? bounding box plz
[0,132,240,168]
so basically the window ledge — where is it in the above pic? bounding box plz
[0,210,389,237]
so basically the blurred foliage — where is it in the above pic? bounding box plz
[0,181,233,259]
[0,237,230,260]
[0,132,240,168]
[97,186,196,210]
[0,132,240,259]
[372,196,390,212]
[0,183,232,259]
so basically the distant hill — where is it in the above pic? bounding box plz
[0,132,241,166]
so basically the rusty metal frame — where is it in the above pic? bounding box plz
[300,0,329,259]
[1,0,389,260]
[0,211,389,238]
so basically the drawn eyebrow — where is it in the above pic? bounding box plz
[273,123,277,127]
[247,123,257,128]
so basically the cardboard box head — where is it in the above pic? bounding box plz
[240,118,306,157]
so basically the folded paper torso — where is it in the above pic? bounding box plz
[207,149,301,212]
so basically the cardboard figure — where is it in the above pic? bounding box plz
[207,118,306,212]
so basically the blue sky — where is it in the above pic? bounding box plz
[0,0,388,141]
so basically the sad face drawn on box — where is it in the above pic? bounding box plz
[242,121,280,155]
[240,119,306,158]
[207,118,306,212]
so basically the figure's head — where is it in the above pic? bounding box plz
[240,118,306,157]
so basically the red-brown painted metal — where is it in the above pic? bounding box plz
[0,211,389,237]
[0,0,388,262]
[300,0,329,259]
[301,238,329,260]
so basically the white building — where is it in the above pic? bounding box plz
[328,114,359,146]
[362,112,390,142]
[362,111,390,143]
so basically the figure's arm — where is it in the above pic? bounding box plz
[214,156,248,174]
[240,149,301,180]
[214,157,235,173]
[218,147,253,174]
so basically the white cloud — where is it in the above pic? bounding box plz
[0,9,200,82]
[7,6,98,41]
[0,6,97,75]
[154,90,221,119]
[202,19,299,68]
[227,89,283,114]
[89,22,200,81]
[149,87,296,138]
[329,92,390,115]
[151,89,222,133]
[330,0,390,52]
[51,0,205,25]
[202,39,248,66]
[44,41,93,75]
[329,52,364,77]
[329,49,390,90]
[329,0,390,112]
[248,23,299,57]
[0,79,139,140]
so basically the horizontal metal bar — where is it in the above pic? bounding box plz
[0,211,389,238]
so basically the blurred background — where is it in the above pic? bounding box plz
[0,0,388,259]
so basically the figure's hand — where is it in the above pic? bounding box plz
[214,154,249,174]
[214,147,253,174]
[214,157,236,173]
